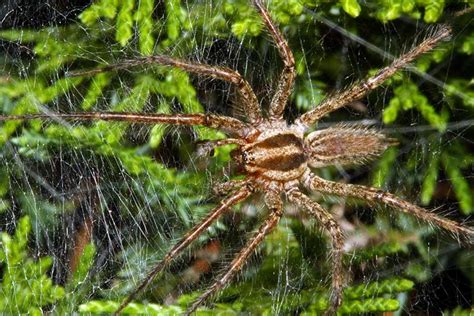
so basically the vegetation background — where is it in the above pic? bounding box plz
[0,0,473,314]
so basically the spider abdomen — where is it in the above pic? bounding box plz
[242,132,307,181]
[304,126,393,168]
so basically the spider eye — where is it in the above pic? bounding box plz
[242,152,248,162]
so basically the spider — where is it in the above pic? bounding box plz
[1,0,473,315]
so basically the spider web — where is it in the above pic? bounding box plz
[0,0,473,314]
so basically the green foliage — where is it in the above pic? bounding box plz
[80,300,183,314]
[79,0,118,25]
[370,0,446,23]
[421,0,445,23]
[420,148,440,205]
[115,0,135,47]
[81,73,112,110]
[0,0,472,314]
[344,277,414,299]
[0,215,101,314]
[460,32,474,54]
[442,154,474,214]
[135,0,156,54]
[383,76,447,131]
[444,307,474,316]
[418,141,473,214]
[445,79,474,108]
[308,298,400,314]
[340,0,362,17]
[0,216,64,314]
[372,147,399,188]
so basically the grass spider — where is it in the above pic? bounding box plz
[1,0,473,314]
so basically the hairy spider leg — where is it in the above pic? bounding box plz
[212,179,251,196]
[70,54,263,124]
[296,25,452,128]
[0,112,250,138]
[185,191,283,315]
[114,187,252,315]
[287,188,345,315]
[305,173,474,243]
[196,138,247,157]
[252,0,296,120]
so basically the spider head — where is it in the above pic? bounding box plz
[304,126,397,168]
[230,147,245,166]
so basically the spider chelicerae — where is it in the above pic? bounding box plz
[1,0,473,315]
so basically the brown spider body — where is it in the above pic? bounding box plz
[241,126,306,181]
[1,1,473,315]
[238,123,390,182]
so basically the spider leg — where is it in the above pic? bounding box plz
[196,138,246,157]
[0,112,251,138]
[287,188,344,315]
[252,0,296,120]
[212,179,250,196]
[70,55,263,124]
[184,191,283,315]
[304,173,474,243]
[296,25,451,128]
[114,186,251,315]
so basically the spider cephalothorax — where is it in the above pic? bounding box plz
[1,1,473,315]
[240,124,306,181]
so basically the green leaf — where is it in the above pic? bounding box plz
[307,297,400,314]
[460,32,474,55]
[383,79,446,130]
[345,278,414,299]
[423,0,445,23]
[135,0,155,54]
[165,0,190,41]
[402,0,415,13]
[149,100,171,148]
[372,147,398,188]
[340,0,361,17]
[443,155,474,214]
[383,97,401,124]
[81,73,112,110]
[116,0,135,46]
[421,150,440,205]
[79,0,119,25]
[79,300,183,314]
[0,216,65,313]
[232,18,262,37]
